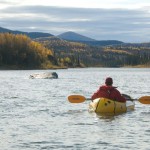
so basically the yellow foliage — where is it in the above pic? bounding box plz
[0,33,55,69]
[104,48,132,55]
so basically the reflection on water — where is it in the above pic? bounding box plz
[96,112,125,120]
[0,68,150,150]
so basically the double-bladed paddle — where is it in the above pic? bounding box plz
[68,95,150,104]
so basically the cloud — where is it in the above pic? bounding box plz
[2,0,150,9]
[0,5,150,42]
[0,0,20,6]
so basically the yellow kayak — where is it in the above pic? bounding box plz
[89,98,135,114]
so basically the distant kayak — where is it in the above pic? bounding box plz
[89,98,135,114]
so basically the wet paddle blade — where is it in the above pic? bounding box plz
[138,96,150,104]
[68,95,86,103]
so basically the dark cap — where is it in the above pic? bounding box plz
[105,77,113,85]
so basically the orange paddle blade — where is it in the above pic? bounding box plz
[68,95,86,103]
[138,96,150,104]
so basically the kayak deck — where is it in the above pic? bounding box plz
[89,98,135,114]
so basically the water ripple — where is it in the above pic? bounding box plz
[0,68,150,150]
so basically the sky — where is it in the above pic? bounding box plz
[0,0,150,42]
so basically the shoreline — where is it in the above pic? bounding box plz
[0,65,150,70]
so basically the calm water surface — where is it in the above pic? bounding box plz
[0,68,150,150]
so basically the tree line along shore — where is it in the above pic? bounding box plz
[0,33,150,69]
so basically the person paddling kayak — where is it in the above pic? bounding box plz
[91,77,126,102]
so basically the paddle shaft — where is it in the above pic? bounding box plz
[68,95,150,104]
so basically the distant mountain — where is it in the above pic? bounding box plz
[25,32,53,39]
[58,31,124,46]
[0,27,124,46]
[0,27,11,32]
[0,27,53,38]
[58,31,96,41]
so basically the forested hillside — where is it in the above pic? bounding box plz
[103,45,150,67]
[0,33,58,69]
[35,36,104,67]
[36,37,150,67]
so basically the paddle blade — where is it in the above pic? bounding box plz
[68,95,86,103]
[138,96,150,104]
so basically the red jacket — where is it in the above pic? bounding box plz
[91,85,126,102]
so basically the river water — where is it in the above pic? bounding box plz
[0,68,149,150]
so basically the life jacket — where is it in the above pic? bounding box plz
[91,85,126,102]
[99,85,117,99]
